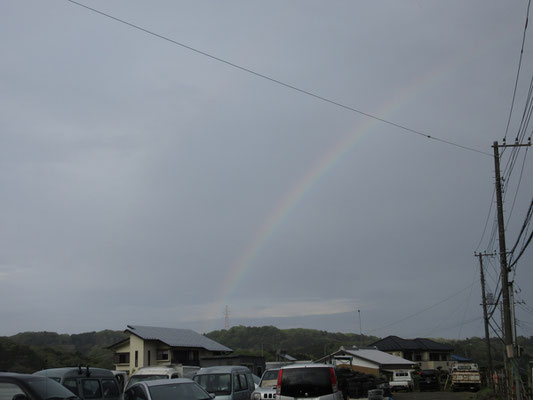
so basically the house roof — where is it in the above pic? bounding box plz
[125,325,232,352]
[315,347,414,368]
[342,348,414,367]
[370,336,453,352]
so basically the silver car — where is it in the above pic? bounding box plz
[124,378,213,400]
[251,369,279,400]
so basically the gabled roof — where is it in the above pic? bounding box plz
[125,325,232,352]
[315,347,414,368]
[370,336,453,352]
[344,348,414,367]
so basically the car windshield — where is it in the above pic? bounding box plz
[148,383,211,400]
[128,375,168,387]
[25,377,79,400]
[280,368,332,398]
[193,374,231,396]
[260,370,279,388]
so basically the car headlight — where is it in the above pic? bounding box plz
[252,392,262,400]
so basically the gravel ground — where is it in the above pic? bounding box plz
[391,391,480,400]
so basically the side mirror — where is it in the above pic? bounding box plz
[209,394,216,399]
[13,394,28,400]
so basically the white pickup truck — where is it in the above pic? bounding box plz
[451,363,481,392]
[389,370,414,392]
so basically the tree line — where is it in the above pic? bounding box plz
[1,326,531,373]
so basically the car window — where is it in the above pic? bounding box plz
[193,374,231,396]
[0,382,25,400]
[26,377,79,400]
[246,374,255,390]
[126,386,148,400]
[148,383,211,400]
[102,379,119,398]
[82,379,102,399]
[232,374,243,392]
[280,368,333,398]
[127,376,168,388]
[239,374,248,390]
[63,379,79,396]
[263,371,278,381]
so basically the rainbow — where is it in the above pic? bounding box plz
[210,33,494,330]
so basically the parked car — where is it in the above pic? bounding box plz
[124,378,212,400]
[418,369,440,391]
[0,372,79,400]
[33,367,120,400]
[193,366,255,400]
[389,370,413,392]
[111,371,128,393]
[275,364,342,400]
[251,369,280,400]
[125,366,200,390]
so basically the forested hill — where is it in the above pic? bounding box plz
[1,330,127,373]
[206,325,380,360]
[9,330,127,354]
[2,327,532,373]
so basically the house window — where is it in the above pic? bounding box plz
[429,353,440,361]
[414,353,422,361]
[115,353,130,364]
[157,350,169,360]
[135,351,138,367]
[148,351,151,366]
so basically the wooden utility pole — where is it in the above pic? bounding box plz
[493,139,531,399]
[475,251,495,389]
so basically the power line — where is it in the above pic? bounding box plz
[66,0,491,157]
[367,282,476,334]
[504,0,531,140]
[457,268,478,339]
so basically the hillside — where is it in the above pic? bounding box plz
[2,330,127,372]
[206,325,380,360]
[2,327,531,374]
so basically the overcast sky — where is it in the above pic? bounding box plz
[1,0,532,340]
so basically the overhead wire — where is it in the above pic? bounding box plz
[65,0,492,157]
[457,267,478,339]
[475,189,496,253]
[366,282,476,334]
[503,0,531,141]
[508,198,533,265]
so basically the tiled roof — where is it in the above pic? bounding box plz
[126,325,232,352]
[370,336,453,352]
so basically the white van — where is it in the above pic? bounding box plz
[125,365,200,390]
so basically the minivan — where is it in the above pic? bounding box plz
[275,364,342,400]
[34,367,121,400]
[193,366,255,400]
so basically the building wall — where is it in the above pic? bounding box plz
[130,334,145,373]
[114,342,131,373]
[143,342,158,368]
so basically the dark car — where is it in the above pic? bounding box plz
[275,364,343,400]
[418,370,440,391]
[33,367,120,400]
[0,372,79,400]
